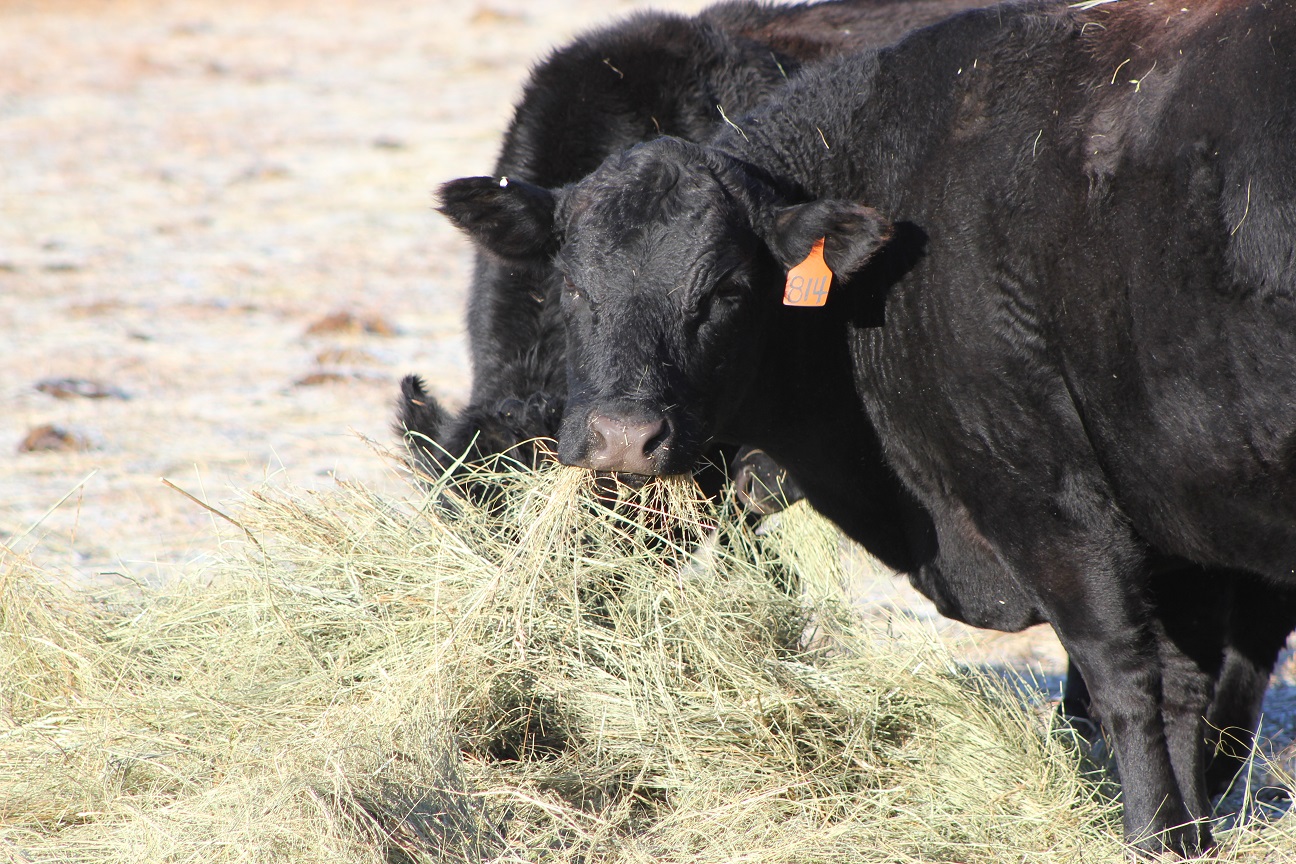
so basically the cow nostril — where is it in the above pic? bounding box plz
[589,421,609,455]
[640,418,669,457]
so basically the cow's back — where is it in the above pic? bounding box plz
[1056,0,1296,570]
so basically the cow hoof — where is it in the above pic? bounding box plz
[1130,819,1211,860]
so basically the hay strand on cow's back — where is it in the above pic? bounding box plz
[2,460,1292,862]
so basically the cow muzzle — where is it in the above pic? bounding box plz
[568,410,671,475]
[732,447,804,516]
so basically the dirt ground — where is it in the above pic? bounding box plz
[2,0,1293,803]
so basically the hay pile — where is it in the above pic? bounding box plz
[2,462,1293,862]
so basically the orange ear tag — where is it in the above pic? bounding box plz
[782,237,833,307]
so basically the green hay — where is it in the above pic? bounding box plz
[1,461,1292,862]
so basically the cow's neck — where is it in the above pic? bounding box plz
[724,301,922,571]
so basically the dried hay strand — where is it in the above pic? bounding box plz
[2,461,1294,862]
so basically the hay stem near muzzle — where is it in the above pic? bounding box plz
[2,458,1292,861]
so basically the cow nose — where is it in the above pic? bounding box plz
[586,412,668,474]
[735,463,778,516]
[732,448,800,516]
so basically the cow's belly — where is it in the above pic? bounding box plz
[1066,325,1296,579]
[884,483,1045,632]
[1097,418,1296,580]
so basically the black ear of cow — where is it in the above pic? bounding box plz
[767,200,891,279]
[437,176,558,260]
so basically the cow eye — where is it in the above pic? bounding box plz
[714,276,747,300]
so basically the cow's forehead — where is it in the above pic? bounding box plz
[570,151,733,226]
[561,144,749,283]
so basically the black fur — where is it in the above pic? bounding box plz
[497,1,1296,854]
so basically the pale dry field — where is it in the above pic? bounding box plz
[2,0,1293,791]
[1,0,706,585]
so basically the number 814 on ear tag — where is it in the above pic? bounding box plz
[783,238,833,307]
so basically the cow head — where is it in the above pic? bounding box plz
[439,137,891,477]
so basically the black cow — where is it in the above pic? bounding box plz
[418,0,1283,779]
[435,0,1296,853]
[398,0,989,484]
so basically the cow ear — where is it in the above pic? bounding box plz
[766,200,891,279]
[437,176,558,260]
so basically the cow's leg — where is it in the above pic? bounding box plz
[1059,635,1199,853]
[1205,577,1296,796]
[1204,644,1268,795]
[1060,639,1218,828]
[1146,568,1227,829]
[1058,567,1292,802]
[1018,531,1202,855]
[1059,659,1091,723]
[922,467,1200,851]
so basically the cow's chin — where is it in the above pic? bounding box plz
[587,471,694,501]
[598,470,653,490]
[589,469,695,489]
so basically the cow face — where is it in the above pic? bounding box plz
[439,137,891,477]
[555,139,787,476]
[557,138,892,477]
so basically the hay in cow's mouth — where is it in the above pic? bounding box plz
[3,458,1293,862]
